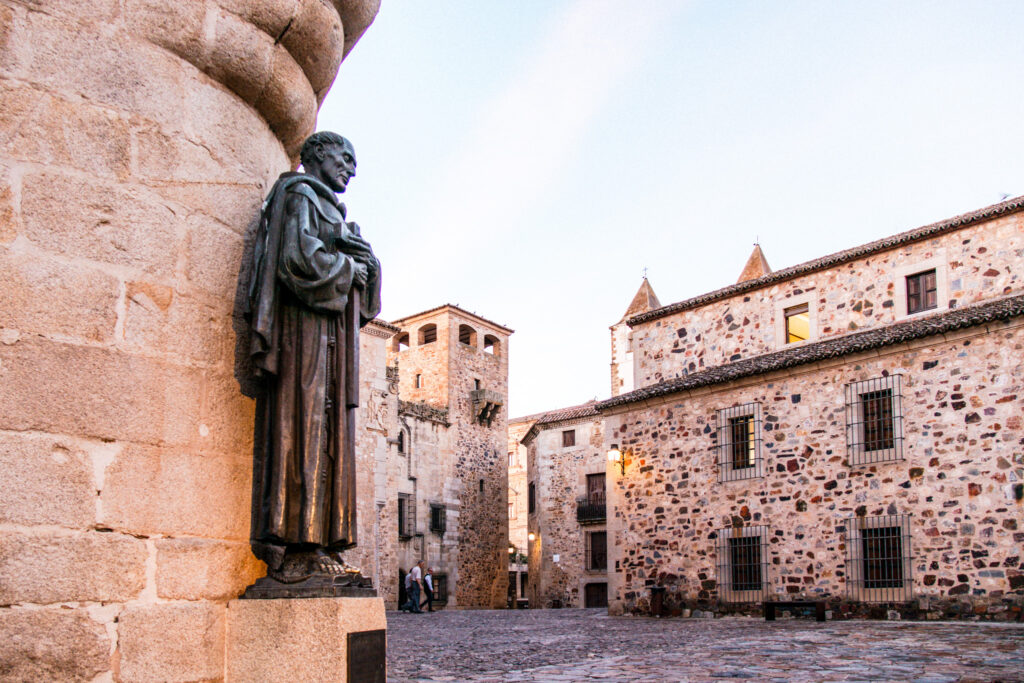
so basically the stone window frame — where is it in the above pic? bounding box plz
[458,324,478,348]
[418,323,437,345]
[844,374,904,466]
[483,334,501,356]
[892,253,949,320]
[774,294,817,348]
[844,514,913,603]
[713,402,764,483]
[715,525,770,604]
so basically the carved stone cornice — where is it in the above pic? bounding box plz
[398,400,450,427]
[130,0,380,157]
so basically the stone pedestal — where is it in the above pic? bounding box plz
[227,597,386,682]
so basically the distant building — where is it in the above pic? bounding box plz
[507,417,535,604]
[380,304,513,610]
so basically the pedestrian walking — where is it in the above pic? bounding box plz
[420,567,435,612]
[400,561,424,613]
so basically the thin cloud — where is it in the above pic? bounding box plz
[414,1,682,254]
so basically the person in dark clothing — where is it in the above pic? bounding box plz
[400,561,424,613]
[420,567,434,612]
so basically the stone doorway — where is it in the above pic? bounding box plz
[584,582,608,608]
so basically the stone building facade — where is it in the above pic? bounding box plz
[507,418,533,602]
[384,304,513,610]
[0,0,383,678]
[523,403,610,609]
[597,197,1024,619]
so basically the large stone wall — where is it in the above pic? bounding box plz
[0,0,378,678]
[631,211,1024,388]
[603,320,1024,619]
[526,417,607,608]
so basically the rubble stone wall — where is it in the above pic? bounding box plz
[446,309,510,609]
[604,321,1024,620]
[631,214,1024,389]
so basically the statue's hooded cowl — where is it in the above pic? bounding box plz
[246,172,381,569]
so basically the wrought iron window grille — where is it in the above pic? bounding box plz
[432,573,449,603]
[716,525,770,603]
[845,374,904,466]
[576,493,606,524]
[429,503,446,534]
[397,493,415,539]
[713,403,764,482]
[844,514,913,603]
[586,530,607,571]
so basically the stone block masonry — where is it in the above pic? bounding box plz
[0,0,379,679]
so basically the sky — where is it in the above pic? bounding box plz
[318,1,1024,418]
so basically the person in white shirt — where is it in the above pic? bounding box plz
[401,561,424,613]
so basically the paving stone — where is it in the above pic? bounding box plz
[386,609,1024,682]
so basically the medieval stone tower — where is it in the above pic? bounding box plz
[0,1,379,678]
[388,305,512,608]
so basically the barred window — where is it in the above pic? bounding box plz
[432,573,449,603]
[586,531,607,571]
[716,525,769,603]
[397,493,415,539]
[845,375,904,465]
[845,515,913,602]
[429,503,446,534]
[714,403,763,482]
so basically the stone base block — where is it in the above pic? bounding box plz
[226,597,386,682]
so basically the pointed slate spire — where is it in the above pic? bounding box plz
[737,244,772,283]
[621,278,662,321]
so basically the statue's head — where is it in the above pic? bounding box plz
[300,131,356,193]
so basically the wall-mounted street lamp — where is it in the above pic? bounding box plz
[527,532,536,542]
[607,443,625,475]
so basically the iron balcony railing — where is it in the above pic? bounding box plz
[576,495,606,524]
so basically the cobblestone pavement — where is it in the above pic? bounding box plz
[386,609,1024,682]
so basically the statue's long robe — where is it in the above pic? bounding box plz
[246,173,381,568]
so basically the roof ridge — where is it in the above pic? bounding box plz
[601,292,1024,411]
[629,194,1024,327]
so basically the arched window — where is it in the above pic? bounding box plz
[393,332,409,353]
[458,324,477,347]
[418,324,437,345]
[483,334,500,355]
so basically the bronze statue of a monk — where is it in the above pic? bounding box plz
[244,132,381,592]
